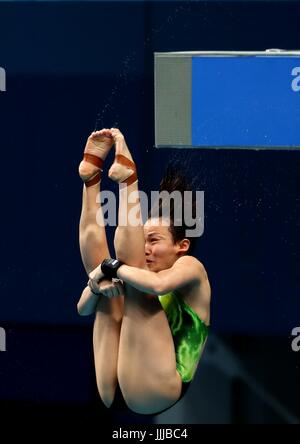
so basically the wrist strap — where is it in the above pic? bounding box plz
[101,258,124,279]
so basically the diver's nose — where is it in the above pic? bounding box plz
[145,242,151,256]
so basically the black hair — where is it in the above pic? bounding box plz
[148,156,200,255]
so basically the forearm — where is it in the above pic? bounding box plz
[97,256,202,296]
[77,285,101,316]
[117,265,163,295]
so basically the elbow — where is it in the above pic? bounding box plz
[153,278,168,296]
[77,303,92,317]
[77,303,85,316]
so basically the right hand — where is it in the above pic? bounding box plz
[88,277,124,298]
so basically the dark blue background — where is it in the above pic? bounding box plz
[0,0,299,424]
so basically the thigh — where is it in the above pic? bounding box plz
[93,295,124,407]
[117,286,182,414]
[109,380,189,417]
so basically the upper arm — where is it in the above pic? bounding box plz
[155,256,206,294]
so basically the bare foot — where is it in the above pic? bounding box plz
[79,129,114,182]
[108,128,137,184]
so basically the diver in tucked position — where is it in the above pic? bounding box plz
[77,128,211,415]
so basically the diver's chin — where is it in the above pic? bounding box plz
[151,264,164,273]
[146,261,158,272]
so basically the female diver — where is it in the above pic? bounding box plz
[77,128,211,415]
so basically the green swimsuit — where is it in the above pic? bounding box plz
[109,290,209,415]
[158,290,209,383]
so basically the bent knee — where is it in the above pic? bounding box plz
[122,391,180,415]
[96,382,116,408]
[98,386,115,408]
[120,375,182,415]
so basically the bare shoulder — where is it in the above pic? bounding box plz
[175,255,208,282]
[176,257,211,325]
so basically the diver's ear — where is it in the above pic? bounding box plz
[177,238,190,255]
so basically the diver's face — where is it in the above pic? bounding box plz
[144,218,180,272]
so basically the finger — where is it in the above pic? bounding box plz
[89,265,103,283]
[104,288,114,298]
[88,268,96,280]
[110,287,117,298]
[100,288,108,297]
[88,278,101,295]
[106,288,114,298]
[112,281,124,294]
[98,286,107,296]
[111,286,119,298]
[115,282,124,296]
[99,285,112,298]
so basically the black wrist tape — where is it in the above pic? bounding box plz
[101,258,124,280]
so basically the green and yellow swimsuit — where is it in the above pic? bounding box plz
[110,290,209,415]
[158,290,209,386]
